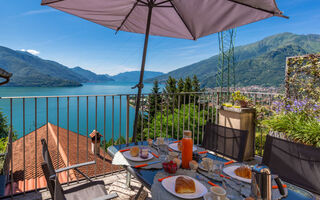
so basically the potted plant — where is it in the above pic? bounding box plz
[261,98,320,194]
[232,91,250,108]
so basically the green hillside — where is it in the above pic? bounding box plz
[71,66,114,82]
[0,46,83,87]
[149,33,320,87]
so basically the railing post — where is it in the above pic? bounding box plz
[126,95,129,144]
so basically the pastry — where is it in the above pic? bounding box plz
[130,146,139,157]
[175,176,196,194]
[177,142,182,151]
[172,158,182,168]
[234,165,252,179]
[189,160,198,171]
[201,158,214,171]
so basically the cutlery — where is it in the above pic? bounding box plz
[197,151,208,154]
[158,176,172,182]
[197,169,223,183]
[224,160,234,166]
[196,175,219,187]
[149,150,159,158]
[172,140,181,143]
[134,161,161,168]
[119,148,130,153]
[220,174,231,179]
[272,184,287,189]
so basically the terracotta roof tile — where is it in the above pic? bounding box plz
[9,123,121,195]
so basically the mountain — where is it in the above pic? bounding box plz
[111,71,164,82]
[149,33,320,87]
[71,66,114,82]
[0,46,84,87]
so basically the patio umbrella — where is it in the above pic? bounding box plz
[41,0,287,142]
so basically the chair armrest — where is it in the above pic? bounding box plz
[92,193,118,200]
[55,161,96,173]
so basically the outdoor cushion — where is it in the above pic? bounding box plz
[64,181,108,200]
[202,122,248,162]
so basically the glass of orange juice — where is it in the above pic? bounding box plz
[181,130,193,169]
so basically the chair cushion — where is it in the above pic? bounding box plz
[64,181,108,200]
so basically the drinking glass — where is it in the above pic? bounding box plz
[158,138,169,161]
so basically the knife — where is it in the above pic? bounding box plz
[134,161,161,168]
[149,150,159,158]
[158,176,172,182]
[224,160,234,166]
[119,148,130,153]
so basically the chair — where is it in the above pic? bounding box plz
[201,122,249,162]
[40,139,118,200]
[262,135,320,195]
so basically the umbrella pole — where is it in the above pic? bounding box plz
[132,3,153,142]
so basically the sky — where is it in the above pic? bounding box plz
[0,0,319,75]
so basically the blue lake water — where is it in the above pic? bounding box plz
[0,82,160,141]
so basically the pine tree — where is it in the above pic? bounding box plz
[164,76,177,94]
[148,80,162,118]
[184,76,192,104]
[192,75,201,92]
[177,78,185,93]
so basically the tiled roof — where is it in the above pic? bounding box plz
[6,123,120,195]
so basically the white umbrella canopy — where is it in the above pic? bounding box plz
[41,0,287,142]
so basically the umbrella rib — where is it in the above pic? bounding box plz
[225,0,289,18]
[116,1,140,33]
[168,1,196,40]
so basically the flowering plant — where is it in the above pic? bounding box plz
[232,91,250,107]
[262,97,320,147]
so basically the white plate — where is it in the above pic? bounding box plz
[161,175,208,199]
[122,150,154,162]
[198,160,224,171]
[222,165,251,183]
[168,143,197,152]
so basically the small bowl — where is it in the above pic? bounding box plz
[162,161,178,174]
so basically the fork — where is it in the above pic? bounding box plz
[195,175,219,187]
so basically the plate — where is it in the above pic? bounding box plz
[122,150,154,162]
[168,143,197,152]
[222,165,251,183]
[161,175,208,199]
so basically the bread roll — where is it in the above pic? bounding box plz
[130,146,139,157]
[172,158,182,168]
[189,160,198,170]
[175,176,196,194]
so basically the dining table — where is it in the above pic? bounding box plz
[107,139,316,200]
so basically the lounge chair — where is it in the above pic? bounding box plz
[40,139,118,200]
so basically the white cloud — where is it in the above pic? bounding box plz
[21,9,58,16]
[20,49,40,56]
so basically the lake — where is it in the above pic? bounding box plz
[0,82,160,140]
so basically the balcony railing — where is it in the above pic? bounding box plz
[0,91,280,197]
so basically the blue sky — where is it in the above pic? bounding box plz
[0,0,319,75]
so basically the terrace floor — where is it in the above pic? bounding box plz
[2,171,152,200]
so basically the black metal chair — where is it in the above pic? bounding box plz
[201,122,249,162]
[262,135,320,195]
[41,139,118,200]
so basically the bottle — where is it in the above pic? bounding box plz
[181,130,193,169]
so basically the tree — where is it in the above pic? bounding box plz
[148,80,162,118]
[0,112,9,139]
[177,78,185,93]
[184,76,193,104]
[192,75,201,92]
[164,76,177,94]
[142,104,215,141]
